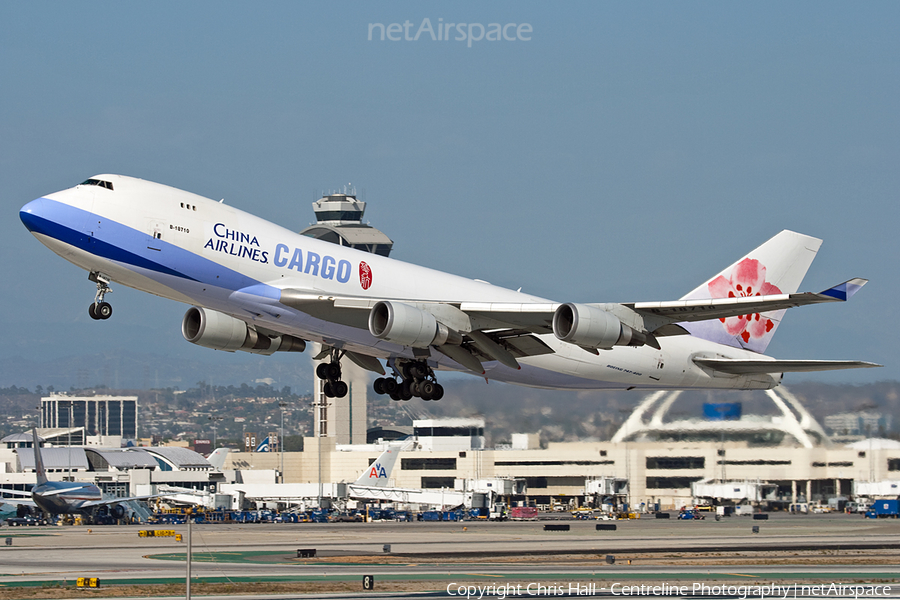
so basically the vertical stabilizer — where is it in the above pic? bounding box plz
[207,448,229,471]
[679,230,822,353]
[354,444,402,487]
[31,428,47,486]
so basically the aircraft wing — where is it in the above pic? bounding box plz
[0,496,37,509]
[279,279,866,342]
[0,488,34,498]
[628,279,869,323]
[694,358,882,374]
[280,290,558,332]
[79,494,163,509]
[280,290,555,370]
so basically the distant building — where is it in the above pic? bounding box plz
[823,412,892,436]
[41,394,138,441]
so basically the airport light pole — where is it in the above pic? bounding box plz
[185,507,192,600]
[278,401,288,483]
[208,416,223,448]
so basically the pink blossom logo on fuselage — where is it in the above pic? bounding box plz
[359,261,373,290]
[708,258,781,344]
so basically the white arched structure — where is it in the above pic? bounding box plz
[611,386,831,449]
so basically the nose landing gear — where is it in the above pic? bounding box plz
[88,272,113,320]
[374,359,444,402]
[316,348,348,398]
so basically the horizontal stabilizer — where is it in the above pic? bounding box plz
[694,358,882,375]
[41,485,93,497]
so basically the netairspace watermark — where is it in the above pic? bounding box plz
[368,18,532,48]
[444,581,894,600]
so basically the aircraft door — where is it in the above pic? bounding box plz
[146,219,167,251]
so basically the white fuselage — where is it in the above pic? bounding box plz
[20,175,779,391]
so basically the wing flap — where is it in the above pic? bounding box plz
[694,358,882,375]
[459,302,558,332]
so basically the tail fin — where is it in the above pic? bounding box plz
[31,428,47,486]
[679,230,822,353]
[354,444,402,487]
[207,448,229,470]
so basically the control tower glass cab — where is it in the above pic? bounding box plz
[299,186,393,257]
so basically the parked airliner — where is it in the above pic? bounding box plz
[19,175,878,400]
[0,429,157,521]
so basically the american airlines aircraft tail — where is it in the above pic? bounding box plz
[354,445,403,487]
[207,448,230,471]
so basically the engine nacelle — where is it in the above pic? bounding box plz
[368,301,462,348]
[182,307,306,355]
[552,303,646,349]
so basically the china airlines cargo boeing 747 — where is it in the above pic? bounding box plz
[19,175,879,401]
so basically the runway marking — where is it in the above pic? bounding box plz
[721,573,758,578]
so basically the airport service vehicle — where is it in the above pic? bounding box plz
[510,506,538,520]
[865,499,899,518]
[678,509,705,520]
[734,505,755,516]
[5,516,48,527]
[20,175,879,400]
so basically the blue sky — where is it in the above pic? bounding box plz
[1,1,897,388]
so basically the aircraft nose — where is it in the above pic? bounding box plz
[20,198,49,235]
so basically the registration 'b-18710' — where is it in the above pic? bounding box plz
[19,175,879,401]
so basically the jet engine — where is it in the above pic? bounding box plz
[368,301,462,348]
[110,504,127,520]
[182,307,306,355]
[552,303,650,349]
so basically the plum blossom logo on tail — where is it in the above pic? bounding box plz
[359,261,373,290]
[708,258,781,344]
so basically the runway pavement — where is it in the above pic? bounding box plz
[1,513,899,597]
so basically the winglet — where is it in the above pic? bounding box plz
[819,278,868,301]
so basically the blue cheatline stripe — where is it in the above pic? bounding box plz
[22,210,195,280]
[20,199,279,299]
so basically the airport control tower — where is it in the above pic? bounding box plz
[301,186,394,445]
[300,186,393,257]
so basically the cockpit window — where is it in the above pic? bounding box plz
[80,178,114,191]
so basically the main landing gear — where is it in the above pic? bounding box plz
[316,348,348,399]
[373,359,444,402]
[87,271,113,320]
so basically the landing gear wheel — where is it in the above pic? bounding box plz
[316,363,330,380]
[88,303,99,320]
[389,389,402,401]
[96,302,112,320]
[432,383,444,400]
[323,381,334,398]
[420,381,436,401]
[332,380,348,398]
[383,378,398,395]
[410,381,421,397]
[373,378,386,395]
[325,363,341,380]
[400,380,413,401]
